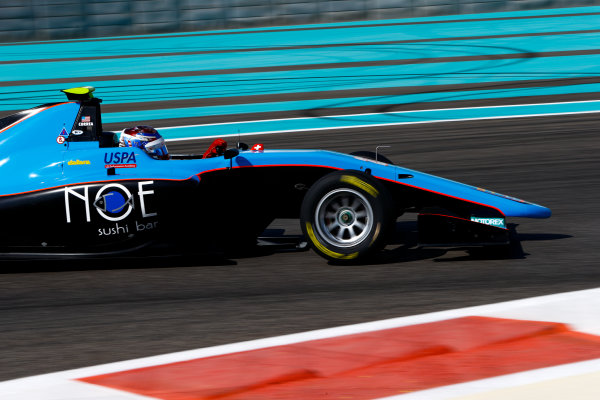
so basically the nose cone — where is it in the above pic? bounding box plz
[508,201,552,219]
[531,204,552,219]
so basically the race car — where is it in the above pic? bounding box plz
[0,87,551,262]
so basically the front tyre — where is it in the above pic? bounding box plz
[300,171,393,263]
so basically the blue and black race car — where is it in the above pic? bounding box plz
[0,87,550,262]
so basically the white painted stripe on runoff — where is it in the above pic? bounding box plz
[161,100,600,142]
[0,379,156,400]
[1,287,600,400]
[376,359,600,400]
[163,99,600,129]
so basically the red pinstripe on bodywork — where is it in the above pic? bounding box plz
[197,163,506,216]
[2,161,504,217]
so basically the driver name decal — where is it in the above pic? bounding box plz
[78,115,93,126]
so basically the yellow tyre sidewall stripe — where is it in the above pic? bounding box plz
[340,175,378,198]
[369,222,381,246]
[305,222,359,260]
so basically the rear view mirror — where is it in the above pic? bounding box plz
[223,148,239,159]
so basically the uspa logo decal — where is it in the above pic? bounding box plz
[104,151,137,168]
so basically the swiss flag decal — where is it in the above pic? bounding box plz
[252,143,264,152]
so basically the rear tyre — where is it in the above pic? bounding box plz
[300,170,394,263]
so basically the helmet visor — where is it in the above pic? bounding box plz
[144,137,169,160]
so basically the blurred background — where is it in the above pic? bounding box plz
[1,0,598,42]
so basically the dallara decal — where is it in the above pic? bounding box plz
[67,160,91,166]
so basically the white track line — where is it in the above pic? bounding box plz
[161,100,600,142]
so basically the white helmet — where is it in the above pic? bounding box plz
[119,126,169,160]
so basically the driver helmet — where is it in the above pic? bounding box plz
[119,126,169,160]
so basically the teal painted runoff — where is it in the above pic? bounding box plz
[1,6,600,141]
[2,52,600,112]
[159,100,600,139]
[101,82,600,124]
[2,31,600,84]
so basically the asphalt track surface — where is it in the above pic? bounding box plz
[1,111,598,381]
[1,6,600,384]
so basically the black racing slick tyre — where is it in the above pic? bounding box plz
[300,170,394,263]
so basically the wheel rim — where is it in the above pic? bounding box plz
[315,188,374,248]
